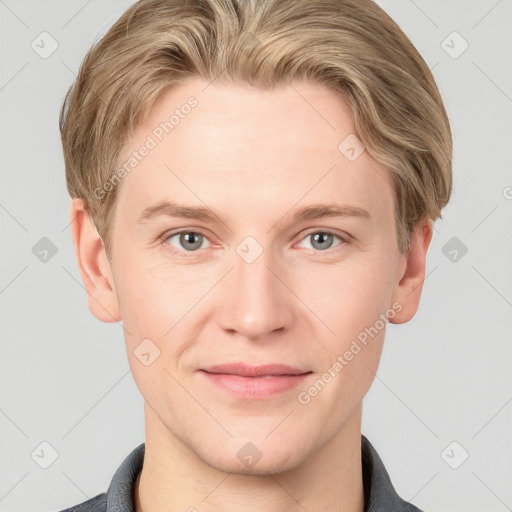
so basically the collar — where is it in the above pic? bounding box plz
[104,435,423,512]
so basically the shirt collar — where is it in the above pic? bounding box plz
[105,435,421,512]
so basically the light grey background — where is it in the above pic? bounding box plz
[0,1,511,511]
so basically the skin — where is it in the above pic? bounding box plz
[70,77,432,512]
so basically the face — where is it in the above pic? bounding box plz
[78,77,427,475]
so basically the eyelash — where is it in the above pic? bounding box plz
[159,228,348,257]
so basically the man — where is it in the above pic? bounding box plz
[58,0,452,510]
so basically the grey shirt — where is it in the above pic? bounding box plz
[58,435,424,512]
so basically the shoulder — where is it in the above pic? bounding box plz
[55,442,144,512]
[361,434,427,512]
[390,496,426,512]
[55,492,107,512]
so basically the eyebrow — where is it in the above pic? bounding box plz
[137,200,371,224]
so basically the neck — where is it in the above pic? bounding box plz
[135,403,365,512]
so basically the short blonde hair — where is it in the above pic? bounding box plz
[59,0,452,255]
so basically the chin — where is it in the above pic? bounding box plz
[205,450,304,476]
[195,433,311,476]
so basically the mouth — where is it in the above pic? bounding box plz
[198,363,313,399]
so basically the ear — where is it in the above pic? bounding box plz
[69,198,121,323]
[389,218,433,324]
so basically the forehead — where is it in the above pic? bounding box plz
[116,77,394,224]
[138,77,357,155]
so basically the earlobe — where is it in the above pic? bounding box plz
[389,219,433,325]
[69,198,121,323]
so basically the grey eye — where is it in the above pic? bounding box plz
[310,232,334,250]
[300,232,343,251]
[167,231,206,251]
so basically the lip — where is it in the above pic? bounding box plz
[198,363,312,400]
[202,363,308,377]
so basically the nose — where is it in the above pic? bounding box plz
[216,243,295,341]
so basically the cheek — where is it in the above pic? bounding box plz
[113,265,193,400]
[112,259,214,377]
[113,257,194,332]
[295,255,395,343]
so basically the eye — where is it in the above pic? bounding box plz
[163,230,211,254]
[297,230,346,252]
[160,229,347,256]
